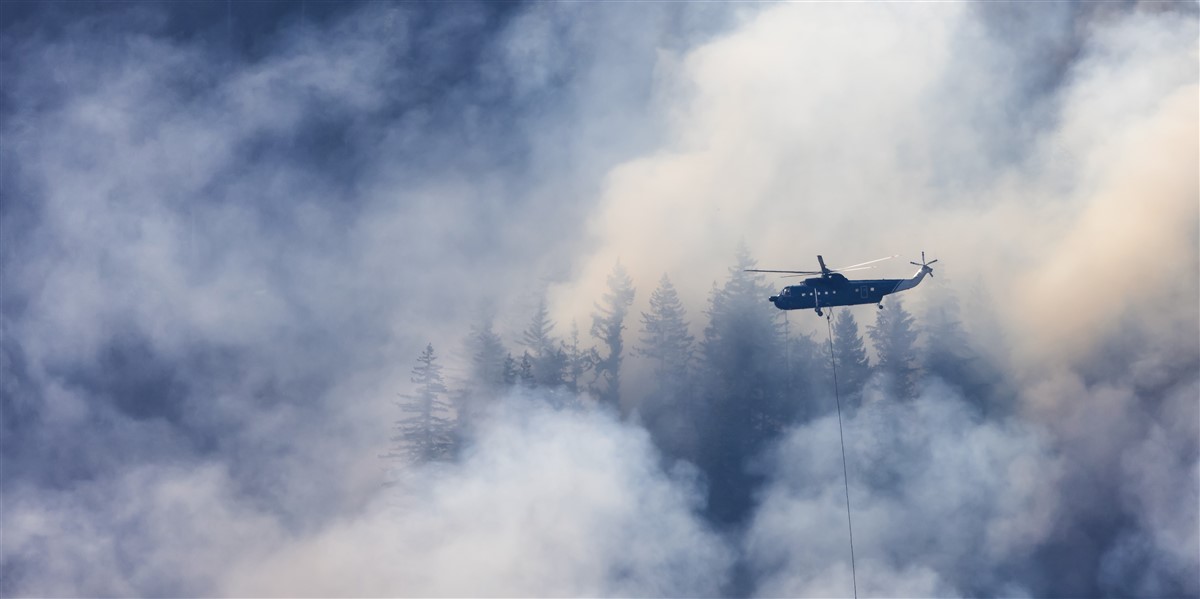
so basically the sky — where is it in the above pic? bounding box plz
[1,1,1198,597]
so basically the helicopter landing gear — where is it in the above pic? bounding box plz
[815,307,824,317]
[877,303,884,309]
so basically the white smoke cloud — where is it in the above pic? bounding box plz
[2,2,1196,597]
[746,380,1064,597]
[225,392,731,597]
[3,393,731,596]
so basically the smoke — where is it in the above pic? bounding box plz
[225,392,731,597]
[2,2,1197,597]
[3,391,730,596]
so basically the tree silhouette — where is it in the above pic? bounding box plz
[639,274,695,387]
[591,262,636,409]
[698,244,787,524]
[637,273,697,458]
[563,321,594,394]
[389,344,455,464]
[522,298,565,387]
[869,300,920,400]
[831,309,871,403]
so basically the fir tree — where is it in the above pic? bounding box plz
[563,321,594,394]
[698,244,788,524]
[456,319,509,437]
[869,299,920,400]
[636,274,697,458]
[830,309,871,402]
[517,351,536,387]
[522,298,564,387]
[639,274,694,387]
[389,344,455,464]
[502,353,519,386]
[591,262,636,409]
[784,328,825,421]
[466,319,508,391]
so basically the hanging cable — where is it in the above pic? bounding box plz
[826,310,858,599]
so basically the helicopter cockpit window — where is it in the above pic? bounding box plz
[781,288,791,297]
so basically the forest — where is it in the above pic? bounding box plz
[390,247,1005,526]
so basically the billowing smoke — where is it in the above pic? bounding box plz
[2,2,1196,598]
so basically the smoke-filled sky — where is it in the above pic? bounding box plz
[2,2,1197,597]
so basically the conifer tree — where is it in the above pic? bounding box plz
[784,328,825,421]
[502,353,519,386]
[639,274,694,387]
[698,244,788,524]
[591,262,636,409]
[636,274,697,457]
[831,309,871,401]
[456,320,509,437]
[869,299,920,400]
[564,321,593,394]
[389,344,455,464]
[517,351,536,387]
[468,319,508,393]
[522,298,564,387]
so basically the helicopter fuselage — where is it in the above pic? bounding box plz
[767,267,931,314]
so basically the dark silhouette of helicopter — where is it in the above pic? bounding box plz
[748,252,937,317]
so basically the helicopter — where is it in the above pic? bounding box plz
[747,252,937,317]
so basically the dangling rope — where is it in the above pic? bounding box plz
[826,310,858,599]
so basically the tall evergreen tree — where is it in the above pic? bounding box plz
[830,309,871,402]
[522,298,565,387]
[784,327,825,422]
[467,319,508,393]
[698,244,788,524]
[456,319,509,438]
[639,274,695,387]
[637,274,697,457]
[389,344,455,464]
[590,262,635,409]
[563,321,593,394]
[869,299,920,400]
[516,350,537,388]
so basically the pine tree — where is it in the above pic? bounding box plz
[456,320,509,437]
[639,274,694,387]
[517,351,536,387]
[591,262,636,409]
[830,309,871,401]
[636,274,697,458]
[563,321,594,394]
[784,328,825,421]
[522,298,564,387]
[389,344,455,464]
[698,244,788,524]
[502,353,519,386]
[869,300,920,400]
[467,319,508,393]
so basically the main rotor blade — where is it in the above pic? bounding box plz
[829,266,877,273]
[745,269,822,275]
[837,254,899,270]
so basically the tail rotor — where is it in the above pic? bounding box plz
[909,251,938,277]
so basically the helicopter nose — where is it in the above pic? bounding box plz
[769,296,779,303]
